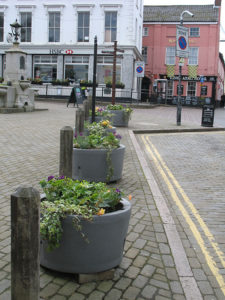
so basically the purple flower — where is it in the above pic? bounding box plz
[74,133,77,138]
[79,132,83,136]
[116,188,121,193]
[48,175,54,181]
[116,134,122,139]
[58,175,65,180]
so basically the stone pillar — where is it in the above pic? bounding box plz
[59,126,73,178]
[11,186,40,300]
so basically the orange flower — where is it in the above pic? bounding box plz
[97,208,105,215]
[128,195,132,201]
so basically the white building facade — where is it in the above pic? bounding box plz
[0,0,143,93]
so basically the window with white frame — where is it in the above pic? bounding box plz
[105,12,117,42]
[49,12,60,42]
[33,55,57,82]
[20,12,32,42]
[64,56,89,82]
[166,47,175,65]
[143,27,148,36]
[188,47,198,65]
[97,56,121,84]
[0,13,3,42]
[190,27,199,37]
[167,80,173,99]
[187,81,196,96]
[78,12,89,42]
[142,47,148,64]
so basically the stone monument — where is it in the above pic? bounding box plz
[0,20,36,113]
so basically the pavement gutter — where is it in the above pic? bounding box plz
[129,129,203,300]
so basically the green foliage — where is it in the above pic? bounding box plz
[40,177,123,250]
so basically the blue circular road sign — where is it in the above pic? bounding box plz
[136,66,143,73]
[178,36,187,50]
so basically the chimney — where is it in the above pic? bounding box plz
[215,0,221,6]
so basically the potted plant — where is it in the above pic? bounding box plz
[105,80,125,89]
[107,104,133,127]
[40,176,132,274]
[72,123,125,182]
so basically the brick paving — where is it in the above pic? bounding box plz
[0,101,224,299]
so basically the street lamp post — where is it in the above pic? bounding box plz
[177,10,194,126]
[10,19,22,43]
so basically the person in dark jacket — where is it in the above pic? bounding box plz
[67,86,78,107]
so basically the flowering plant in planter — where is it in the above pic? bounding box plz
[40,176,124,250]
[106,104,133,127]
[73,122,123,181]
[89,106,112,118]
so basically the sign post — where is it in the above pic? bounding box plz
[135,61,145,78]
[176,24,189,126]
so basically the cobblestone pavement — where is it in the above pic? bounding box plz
[0,101,224,299]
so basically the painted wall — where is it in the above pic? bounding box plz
[142,10,223,102]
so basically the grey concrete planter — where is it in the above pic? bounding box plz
[40,199,131,274]
[109,110,130,127]
[72,144,125,182]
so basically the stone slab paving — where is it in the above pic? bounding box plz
[0,101,224,299]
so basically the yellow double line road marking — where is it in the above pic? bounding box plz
[141,134,225,296]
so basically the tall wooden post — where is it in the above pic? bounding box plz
[11,186,40,300]
[59,126,73,178]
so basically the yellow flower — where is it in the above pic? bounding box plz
[97,208,105,215]
[128,195,132,201]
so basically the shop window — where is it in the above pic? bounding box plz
[142,47,148,64]
[65,56,89,82]
[96,56,121,83]
[49,12,60,42]
[105,12,117,42]
[187,81,196,96]
[0,13,3,42]
[188,48,198,65]
[166,47,175,65]
[167,80,173,99]
[20,12,32,42]
[33,55,57,82]
[190,27,199,37]
[78,12,89,42]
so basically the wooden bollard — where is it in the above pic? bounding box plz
[59,126,73,178]
[11,186,40,300]
[75,108,85,134]
[83,100,89,121]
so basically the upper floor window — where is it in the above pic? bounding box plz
[78,12,89,42]
[188,47,198,65]
[20,12,31,42]
[142,47,148,64]
[143,27,148,36]
[105,12,117,42]
[49,12,60,42]
[166,47,175,65]
[190,27,199,37]
[0,13,3,42]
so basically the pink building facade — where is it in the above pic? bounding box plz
[142,1,225,106]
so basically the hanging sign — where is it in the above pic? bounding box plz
[135,61,145,77]
[176,25,189,58]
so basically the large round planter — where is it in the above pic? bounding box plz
[72,144,125,182]
[40,199,131,274]
[109,110,130,127]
